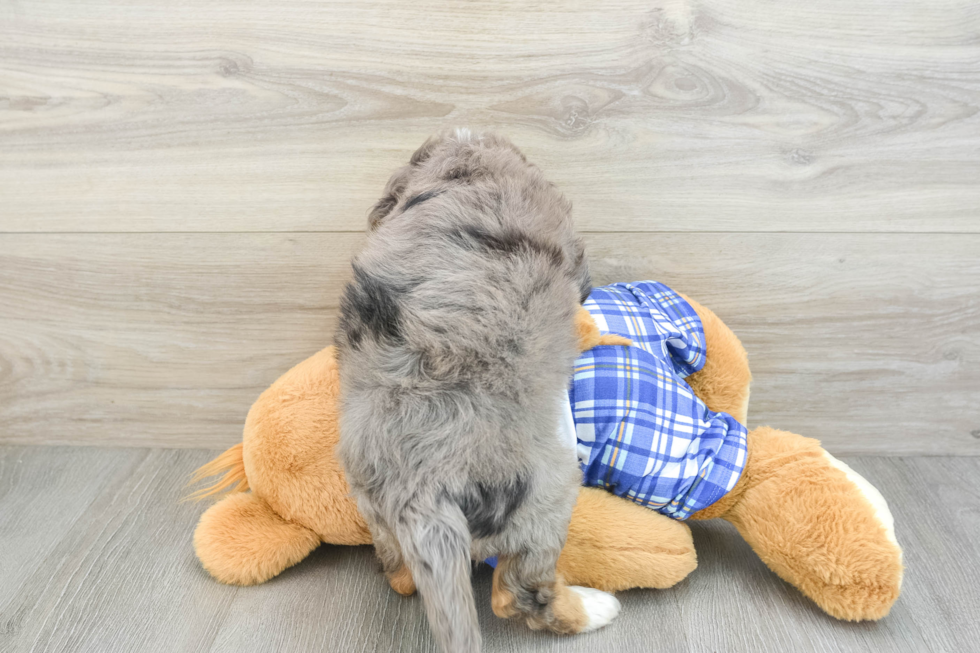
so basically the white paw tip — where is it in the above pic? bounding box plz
[569,586,620,632]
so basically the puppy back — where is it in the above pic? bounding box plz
[337,131,588,401]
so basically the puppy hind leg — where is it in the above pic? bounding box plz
[375,524,417,596]
[359,498,417,596]
[492,552,620,635]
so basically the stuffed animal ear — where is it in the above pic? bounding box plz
[194,492,320,586]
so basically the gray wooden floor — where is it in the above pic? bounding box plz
[1,446,977,653]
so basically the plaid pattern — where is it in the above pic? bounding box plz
[570,282,747,520]
[584,282,706,377]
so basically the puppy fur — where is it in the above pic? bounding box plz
[336,130,610,652]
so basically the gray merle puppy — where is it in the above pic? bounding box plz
[336,130,620,653]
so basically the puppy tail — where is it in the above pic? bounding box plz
[397,501,480,653]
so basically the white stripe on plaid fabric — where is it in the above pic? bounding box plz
[569,282,748,520]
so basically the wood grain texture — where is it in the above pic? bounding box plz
[1,232,977,454]
[588,233,980,456]
[1,0,979,232]
[0,233,357,448]
[0,446,146,613]
[0,447,241,652]
[1,447,978,652]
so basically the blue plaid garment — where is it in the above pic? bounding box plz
[570,282,748,520]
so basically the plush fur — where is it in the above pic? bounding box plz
[558,486,698,592]
[191,293,903,624]
[679,296,903,619]
[194,492,320,586]
[689,427,904,620]
[679,294,752,425]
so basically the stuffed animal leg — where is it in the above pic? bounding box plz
[679,294,903,620]
[194,490,321,586]
[560,487,698,592]
[690,426,903,621]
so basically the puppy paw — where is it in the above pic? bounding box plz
[387,564,417,596]
[568,586,620,632]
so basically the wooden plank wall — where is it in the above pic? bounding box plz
[1,0,978,454]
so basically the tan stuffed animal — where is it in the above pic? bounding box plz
[191,292,903,621]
